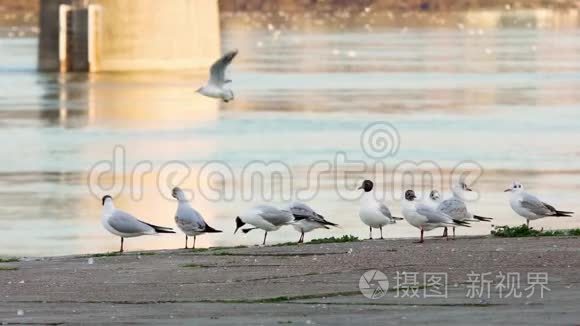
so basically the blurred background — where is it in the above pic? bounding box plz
[1,0,580,256]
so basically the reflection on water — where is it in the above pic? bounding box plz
[1,10,580,256]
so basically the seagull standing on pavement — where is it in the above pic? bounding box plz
[101,195,175,252]
[172,187,222,249]
[401,190,470,243]
[505,182,573,227]
[234,205,295,245]
[358,180,403,240]
[288,201,338,243]
[437,181,492,238]
[196,49,238,102]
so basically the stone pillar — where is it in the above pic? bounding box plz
[38,0,74,71]
[38,0,221,72]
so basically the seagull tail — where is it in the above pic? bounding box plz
[204,224,223,233]
[145,223,176,234]
[241,227,257,234]
[555,210,574,217]
[292,214,310,221]
[319,217,339,227]
[473,215,493,222]
[452,219,471,227]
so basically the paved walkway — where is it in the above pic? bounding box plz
[0,236,579,324]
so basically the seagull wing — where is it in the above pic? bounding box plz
[209,49,238,87]
[378,203,393,219]
[289,202,316,219]
[108,210,154,234]
[416,204,454,224]
[520,193,556,216]
[289,202,337,226]
[437,198,468,220]
[176,206,206,233]
[257,206,294,226]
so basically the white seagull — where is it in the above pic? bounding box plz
[101,195,175,252]
[287,201,338,243]
[401,190,470,243]
[437,181,492,238]
[358,180,403,240]
[196,49,238,102]
[172,187,222,249]
[424,190,442,210]
[505,182,573,227]
[234,205,295,245]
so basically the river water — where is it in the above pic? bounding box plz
[1,10,579,256]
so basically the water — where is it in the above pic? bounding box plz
[1,10,580,256]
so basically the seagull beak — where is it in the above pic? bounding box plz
[504,188,512,192]
[357,186,363,190]
[466,187,473,192]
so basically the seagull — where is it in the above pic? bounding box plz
[505,182,573,227]
[401,190,470,243]
[101,195,175,252]
[358,180,403,240]
[424,190,442,210]
[196,49,238,102]
[234,205,295,245]
[172,187,222,249]
[287,201,338,243]
[437,181,492,238]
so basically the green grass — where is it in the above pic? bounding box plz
[0,257,19,263]
[0,266,18,271]
[200,291,361,304]
[181,263,207,268]
[271,242,299,247]
[90,252,122,257]
[309,235,359,244]
[271,235,360,247]
[491,225,580,237]
[209,245,248,250]
[89,251,156,257]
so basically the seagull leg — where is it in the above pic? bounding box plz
[120,237,124,253]
[526,219,530,228]
[453,227,456,240]
[415,228,424,243]
[369,226,373,240]
[184,235,188,249]
[193,236,196,249]
[263,231,268,245]
[442,227,448,238]
[380,226,384,240]
[298,232,304,244]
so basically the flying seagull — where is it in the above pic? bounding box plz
[101,195,175,252]
[505,182,573,227]
[288,201,338,243]
[172,187,222,249]
[358,180,403,240]
[234,205,294,245]
[196,49,238,102]
[401,190,470,243]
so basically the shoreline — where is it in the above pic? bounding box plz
[1,236,579,324]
